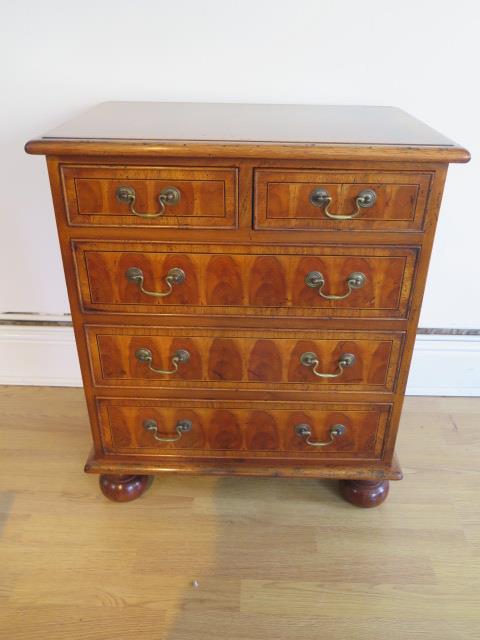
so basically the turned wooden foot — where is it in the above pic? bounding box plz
[99,474,152,502]
[339,479,390,508]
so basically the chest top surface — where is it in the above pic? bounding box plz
[25,102,469,163]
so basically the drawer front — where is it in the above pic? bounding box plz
[97,398,391,461]
[87,326,404,392]
[61,165,238,228]
[75,242,417,319]
[254,169,432,231]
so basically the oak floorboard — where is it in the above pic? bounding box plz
[0,386,479,639]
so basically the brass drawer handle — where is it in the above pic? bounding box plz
[309,187,376,220]
[295,423,346,447]
[305,271,366,300]
[126,266,185,298]
[300,352,356,378]
[135,348,190,375]
[143,418,192,442]
[116,185,181,218]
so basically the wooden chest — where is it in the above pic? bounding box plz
[26,102,469,506]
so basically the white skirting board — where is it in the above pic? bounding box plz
[0,324,479,396]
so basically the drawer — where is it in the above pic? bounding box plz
[87,326,404,392]
[61,164,238,228]
[97,397,392,461]
[254,169,432,231]
[75,241,418,319]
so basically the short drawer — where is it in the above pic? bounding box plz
[87,326,404,392]
[254,169,432,231]
[97,397,392,461]
[75,241,418,319]
[61,164,238,228]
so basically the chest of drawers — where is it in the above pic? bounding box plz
[26,102,469,506]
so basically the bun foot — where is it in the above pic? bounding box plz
[99,474,152,502]
[339,479,389,508]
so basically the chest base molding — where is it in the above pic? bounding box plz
[85,449,403,482]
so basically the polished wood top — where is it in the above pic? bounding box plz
[42,102,456,145]
[25,102,470,162]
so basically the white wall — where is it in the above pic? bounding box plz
[1,0,479,328]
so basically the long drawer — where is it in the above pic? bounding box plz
[97,397,392,461]
[86,326,404,392]
[74,241,418,318]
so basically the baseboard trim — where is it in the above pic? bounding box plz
[0,325,82,386]
[0,321,479,395]
[404,333,480,396]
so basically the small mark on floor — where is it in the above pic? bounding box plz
[448,414,459,432]
[0,492,15,537]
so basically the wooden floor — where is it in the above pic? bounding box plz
[0,387,479,639]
